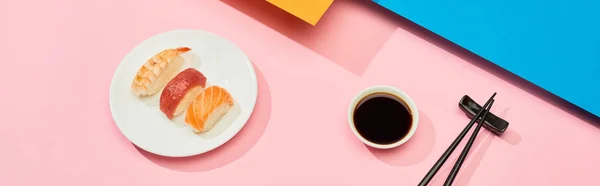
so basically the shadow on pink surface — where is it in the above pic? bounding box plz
[426,131,496,186]
[136,64,271,172]
[493,108,522,145]
[409,106,521,186]
[365,110,520,185]
[367,111,435,166]
[220,0,397,77]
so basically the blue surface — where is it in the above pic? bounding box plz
[373,0,600,117]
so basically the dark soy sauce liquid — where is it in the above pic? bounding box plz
[353,93,413,145]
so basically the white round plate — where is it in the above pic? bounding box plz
[109,29,258,157]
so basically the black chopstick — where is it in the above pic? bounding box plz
[417,93,496,186]
[443,99,494,186]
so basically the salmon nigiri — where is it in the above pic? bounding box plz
[185,85,234,133]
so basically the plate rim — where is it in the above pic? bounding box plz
[108,29,258,157]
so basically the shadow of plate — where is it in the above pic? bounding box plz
[135,63,272,172]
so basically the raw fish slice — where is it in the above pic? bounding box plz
[185,86,234,132]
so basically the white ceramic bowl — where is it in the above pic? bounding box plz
[348,85,419,149]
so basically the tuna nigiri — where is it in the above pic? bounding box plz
[185,85,234,133]
[159,68,207,120]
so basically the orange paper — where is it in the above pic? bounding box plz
[266,0,334,26]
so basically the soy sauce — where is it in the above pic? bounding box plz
[353,93,413,145]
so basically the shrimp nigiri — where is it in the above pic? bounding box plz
[131,47,191,96]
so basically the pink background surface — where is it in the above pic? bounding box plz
[1,0,599,185]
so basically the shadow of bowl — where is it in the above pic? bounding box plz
[367,111,435,166]
[136,63,272,172]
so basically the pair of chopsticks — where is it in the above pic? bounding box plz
[418,93,497,186]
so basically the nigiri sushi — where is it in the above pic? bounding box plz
[159,68,207,120]
[185,85,234,133]
[131,47,191,96]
